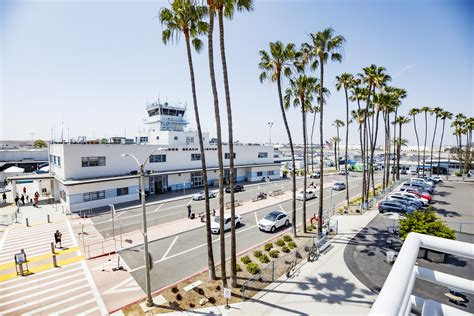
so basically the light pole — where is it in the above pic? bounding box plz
[267,122,274,146]
[121,147,163,307]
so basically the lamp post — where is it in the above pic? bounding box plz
[267,122,274,145]
[121,147,163,307]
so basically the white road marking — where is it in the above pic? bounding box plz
[0,230,9,251]
[80,260,109,315]
[20,291,91,315]
[55,298,97,315]
[154,204,163,212]
[279,204,285,212]
[161,235,179,260]
[254,212,258,225]
[103,276,142,295]
[81,306,100,316]
[1,235,72,252]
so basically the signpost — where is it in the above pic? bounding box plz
[14,250,29,276]
[223,287,231,309]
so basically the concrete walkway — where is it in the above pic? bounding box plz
[164,210,380,315]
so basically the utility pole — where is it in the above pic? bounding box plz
[267,122,274,145]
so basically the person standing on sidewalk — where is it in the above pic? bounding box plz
[187,204,192,219]
[34,195,39,207]
[20,194,25,205]
[2,192,6,204]
[23,187,26,195]
[54,230,62,248]
[14,194,19,206]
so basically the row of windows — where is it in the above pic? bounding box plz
[225,153,236,159]
[83,190,105,202]
[117,187,129,196]
[257,170,276,177]
[191,154,201,161]
[82,156,106,167]
[150,154,167,163]
[49,155,61,167]
[258,152,268,158]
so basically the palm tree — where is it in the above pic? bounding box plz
[259,41,298,236]
[309,105,320,173]
[395,115,411,180]
[336,73,354,205]
[429,107,443,175]
[389,88,406,181]
[284,74,317,233]
[205,0,227,287]
[304,27,345,234]
[330,136,341,172]
[452,113,467,173]
[420,106,431,176]
[159,0,216,280]
[437,111,452,175]
[332,119,345,171]
[409,108,421,174]
[216,0,254,289]
[372,92,390,189]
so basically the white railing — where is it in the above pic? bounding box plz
[370,232,474,316]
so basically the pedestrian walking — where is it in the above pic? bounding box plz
[212,209,216,217]
[2,192,6,204]
[23,187,26,195]
[20,194,25,205]
[187,204,192,219]
[14,194,19,206]
[34,191,39,198]
[34,195,39,207]
[54,230,62,248]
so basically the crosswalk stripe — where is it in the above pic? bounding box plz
[0,246,80,270]
[0,262,82,288]
[7,223,68,238]
[1,283,90,314]
[1,232,71,248]
[0,242,75,262]
[0,236,72,253]
[80,306,100,316]
[0,230,8,252]
[0,277,87,306]
[54,297,97,316]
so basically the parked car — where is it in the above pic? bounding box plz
[431,175,443,183]
[401,169,408,175]
[310,172,320,179]
[403,182,433,194]
[296,189,316,201]
[411,177,435,187]
[399,187,432,202]
[396,191,429,206]
[192,190,218,201]
[210,214,241,234]
[378,200,413,214]
[258,210,290,233]
[386,194,422,209]
[339,169,349,175]
[332,181,346,191]
[410,170,418,175]
[225,184,244,193]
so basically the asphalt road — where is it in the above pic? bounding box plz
[119,173,384,292]
[91,173,346,238]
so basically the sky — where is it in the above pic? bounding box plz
[1,0,472,146]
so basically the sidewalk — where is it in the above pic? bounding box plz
[164,210,380,315]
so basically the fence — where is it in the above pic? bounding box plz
[361,179,402,210]
[241,237,318,301]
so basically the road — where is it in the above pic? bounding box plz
[91,173,346,238]
[119,173,384,292]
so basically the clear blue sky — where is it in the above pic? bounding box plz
[1,0,472,146]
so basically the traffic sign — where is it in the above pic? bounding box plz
[223,287,231,299]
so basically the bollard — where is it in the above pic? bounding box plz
[51,242,56,254]
[26,218,29,227]
[52,254,58,267]
[47,214,51,223]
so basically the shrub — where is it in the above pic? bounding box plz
[235,263,242,272]
[281,246,290,253]
[287,241,297,249]
[275,239,285,247]
[176,293,182,301]
[197,288,204,295]
[246,262,260,275]
[253,250,263,258]
[399,209,456,240]
[171,286,179,293]
[264,243,273,251]
[209,297,216,304]
[307,225,313,232]
[283,235,292,242]
[455,172,462,177]
[241,256,251,264]
[190,303,195,308]
[269,249,279,258]
[259,254,270,263]
[216,285,221,291]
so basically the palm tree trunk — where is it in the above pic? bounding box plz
[413,115,420,175]
[423,111,428,175]
[344,87,349,206]
[318,59,324,234]
[336,127,340,171]
[430,115,438,176]
[207,6,227,288]
[277,75,297,237]
[184,35,216,280]
[310,111,317,173]
[333,141,337,172]
[370,109,380,196]
[386,112,391,186]
[397,122,402,181]
[301,96,307,233]
[458,135,463,173]
[393,108,398,181]
[359,121,366,204]
[217,9,237,288]
[438,119,446,175]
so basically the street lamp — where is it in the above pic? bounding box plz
[121,147,163,307]
[267,122,274,145]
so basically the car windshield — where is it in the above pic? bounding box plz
[213,216,220,223]
[264,212,280,221]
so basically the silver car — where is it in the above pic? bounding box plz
[258,210,290,233]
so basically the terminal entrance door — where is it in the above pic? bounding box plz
[151,175,168,194]
[191,171,203,187]
[224,168,237,184]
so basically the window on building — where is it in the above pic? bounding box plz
[81,156,106,167]
[186,137,195,144]
[150,154,166,163]
[268,170,275,175]
[258,152,268,158]
[83,190,105,202]
[225,153,236,159]
[57,157,61,167]
[257,171,263,177]
[191,153,201,161]
[117,187,129,196]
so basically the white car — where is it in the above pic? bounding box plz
[258,210,290,233]
[432,175,443,183]
[192,190,218,201]
[397,191,429,206]
[210,214,241,234]
[410,170,418,175]
[296,189,316,201]
[411,177,434,187]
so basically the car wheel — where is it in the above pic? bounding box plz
[285,220,289,226]
[236,221,241,228]
[271,226,276,233]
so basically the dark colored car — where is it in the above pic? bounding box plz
[225,184,244,193]
[378,200,412,214]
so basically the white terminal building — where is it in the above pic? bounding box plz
[9,101,280,212]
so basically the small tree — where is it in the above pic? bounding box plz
[34,140,47,148]
[399,209,456,240]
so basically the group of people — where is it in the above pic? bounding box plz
[13,187,40,208]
